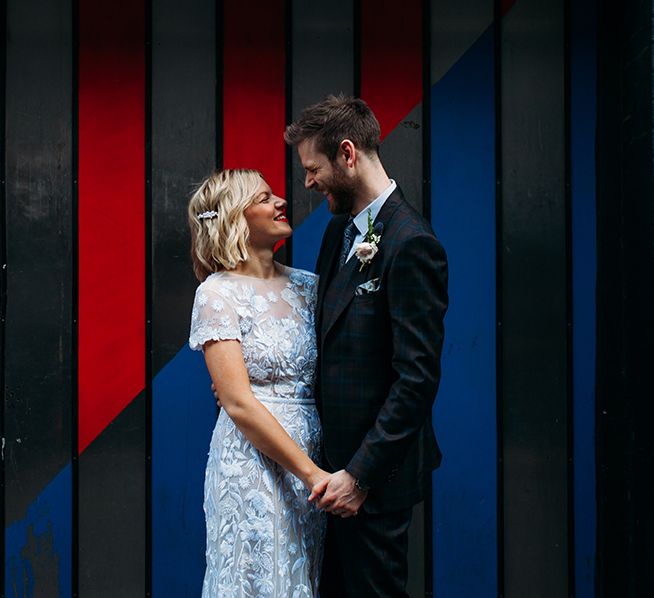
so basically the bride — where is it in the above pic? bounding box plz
[187,169,328,597]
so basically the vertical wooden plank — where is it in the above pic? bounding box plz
[289,0,354,273]
[596,1,654,595]
[289,0,354,272]
[501,1,569,596]
[360,0,423,214]
[430,2,497,596]
[290,0,354,230]
[151,0,217,595]
[151,0,216,375]
[570,0,597,595]
[360,0,422,141]
[4,1,73,595]
[618,4,654,590]
[359,2,425,595]
[0,0,5,590]
[595,4,625,594]
[223,0,286,200]
[77,398,146,596]
[222,0,287,263]
[77,0,146,594]
[431,0,494,84]
[77,0,145,456]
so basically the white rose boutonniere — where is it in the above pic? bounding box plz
[354,209,383,271]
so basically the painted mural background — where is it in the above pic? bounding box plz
[2,0,597,596]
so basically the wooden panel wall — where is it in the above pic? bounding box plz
[0,1,602,596]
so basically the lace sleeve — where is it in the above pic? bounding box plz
[189,284,242,351]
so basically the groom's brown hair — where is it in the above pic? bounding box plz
[284,94,381,161]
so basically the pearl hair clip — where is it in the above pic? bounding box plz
[197,210,218,220]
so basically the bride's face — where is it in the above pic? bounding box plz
[243,178,291,248]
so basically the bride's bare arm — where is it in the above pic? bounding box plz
[203,338,328,491]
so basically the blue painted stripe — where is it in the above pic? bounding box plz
[430,26,497,597]
[5,465,72,597]
[291,198,331,272]
[571,0,597,594]
[152,345,216,597]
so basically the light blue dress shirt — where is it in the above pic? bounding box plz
[345,179,397,263]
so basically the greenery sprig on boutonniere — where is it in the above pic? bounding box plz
[354,209,383,271]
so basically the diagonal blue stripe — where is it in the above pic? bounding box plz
[5,465,72,597]
[431,25,498,597]
[152,344,216,597]
[571,0,597,594]
[291,199,331,272]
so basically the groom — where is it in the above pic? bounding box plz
[284,95,448,597]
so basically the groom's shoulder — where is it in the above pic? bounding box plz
[386,192,437,242]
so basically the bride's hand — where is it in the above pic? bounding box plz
[305,468,331,495]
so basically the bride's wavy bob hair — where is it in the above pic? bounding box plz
[188,168,263,282]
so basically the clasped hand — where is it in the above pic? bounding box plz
[308,469,367,518]
[211,383,367,518]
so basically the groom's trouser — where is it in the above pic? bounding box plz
[319,506,413,598]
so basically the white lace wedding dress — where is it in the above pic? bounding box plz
[189,264,325,598]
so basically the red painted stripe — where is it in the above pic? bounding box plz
[223,0,286,198]
[360,0,423,140]
[78,0,145,453]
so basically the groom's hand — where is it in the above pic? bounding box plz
[312,469,367,517]
[211,382,222,407]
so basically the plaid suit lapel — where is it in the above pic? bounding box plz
[321,250,368,340]
[320,189,405,342]
[316,216,347,335]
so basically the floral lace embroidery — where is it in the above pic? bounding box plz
[188,266,325,597]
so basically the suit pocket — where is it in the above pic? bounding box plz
[354,277,381,296]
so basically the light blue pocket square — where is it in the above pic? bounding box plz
[355,277,381,296]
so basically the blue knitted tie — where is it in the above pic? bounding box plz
[338,218,357,270]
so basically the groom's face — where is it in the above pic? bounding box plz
[297,138,357,215]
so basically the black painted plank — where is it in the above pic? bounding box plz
[381,104,423,216]
[4,0,73,527]
[616,7,654,598]
[596,1,654,596]
[500,0,569,596]
[78,393,146,597]
[150,2,217,594]
[0,0,6,590]
[151,0,217,374]
[4,1,73,594]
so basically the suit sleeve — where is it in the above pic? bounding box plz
[345,232,449,488]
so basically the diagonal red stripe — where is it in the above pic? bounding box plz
[360,0,423,140]
[223,0,286,198]
[78,0,145,453]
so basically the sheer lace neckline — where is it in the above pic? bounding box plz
[216,262,288,282]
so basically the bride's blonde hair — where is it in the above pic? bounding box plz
[188,169,263,281]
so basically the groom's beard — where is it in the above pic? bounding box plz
[325,166,357,215]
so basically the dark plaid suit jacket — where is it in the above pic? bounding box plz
[315,187,448,514]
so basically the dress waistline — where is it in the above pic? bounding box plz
[254,392,315,406]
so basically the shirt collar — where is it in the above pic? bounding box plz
[352,179,396,235]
